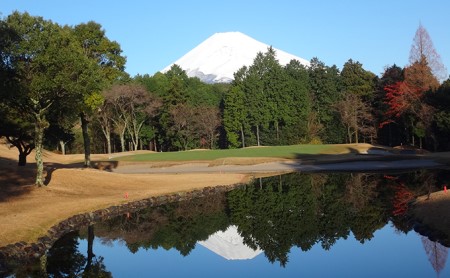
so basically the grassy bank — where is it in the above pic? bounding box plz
[116,143,375,162]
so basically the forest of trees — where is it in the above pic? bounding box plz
[1,12,450,186]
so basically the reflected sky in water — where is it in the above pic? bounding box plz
[3,171,449,277]
[78,222,448,277]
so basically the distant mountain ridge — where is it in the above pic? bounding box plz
[162,32,309,83]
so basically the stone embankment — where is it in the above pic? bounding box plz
[0,183,244,270]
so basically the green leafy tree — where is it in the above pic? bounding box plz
[283,60,312,143]
[244,49,277,146]
[155,65,189,150]
[223,70,248,148]
[3,12,96,185]
[308,58,344,143]
[429,79,450,150]
[0,103,34,165]
[336,59,377,143]
[341,59,377,98]
[72,21,127,166]
[0,16,34,165]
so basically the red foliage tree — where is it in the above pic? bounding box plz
[380,24,443,139]
[392,183,414,216]
[383,81,422,119]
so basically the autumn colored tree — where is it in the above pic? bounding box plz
[374,65,405,146]
[382,24,443,148]
[391,183,414,216]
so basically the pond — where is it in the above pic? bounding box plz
[1,170,449,277]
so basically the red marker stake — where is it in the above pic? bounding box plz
[124,192,129,199]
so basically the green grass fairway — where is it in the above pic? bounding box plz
[115,144,370,162]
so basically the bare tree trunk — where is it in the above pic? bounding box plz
[7,137,34,166]
[100,126,112,154]
[59,140,66,155]
[256,125,260,146]
[35,116,45,186]
[240,125,245,148]
[347,127,352,143]
[80,113,91,167]
[85,225,95,272]
[19,153,27,166]
[210,132,214,149]
[119,132,125,152]
[106,136,111,154]
[276,122,279,143]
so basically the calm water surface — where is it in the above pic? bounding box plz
[4,171,450,277]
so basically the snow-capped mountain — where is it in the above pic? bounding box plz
[197,225,262,260]
[162,32,309,83]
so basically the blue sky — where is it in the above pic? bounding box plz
[2,0,449,78]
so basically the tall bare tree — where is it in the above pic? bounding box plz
[169,103,197,150]
[104,84,161,152]
[409,23,447,82]
[196,106,221,149]
[421,236,448,276]
[96,100,114,154]
[334,93,375,143]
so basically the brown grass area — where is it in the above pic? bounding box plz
[2,142,450,247]
[0,144,248,246]
[412,190,450,236]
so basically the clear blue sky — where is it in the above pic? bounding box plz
[2,0,449,78]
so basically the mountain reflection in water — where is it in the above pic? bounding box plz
[2,171,450,277]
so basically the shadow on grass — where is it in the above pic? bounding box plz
[0,157,36,202]
[288,146,450,173]
[0,157,119,202]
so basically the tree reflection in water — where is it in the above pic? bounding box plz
[45,229,111,277]
[4,170,449,276]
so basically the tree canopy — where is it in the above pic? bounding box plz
[2,12,450,188]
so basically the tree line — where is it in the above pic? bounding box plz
[1,12,450,186]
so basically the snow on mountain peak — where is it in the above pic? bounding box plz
[197,225,263,260]
[162,31,309,83]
